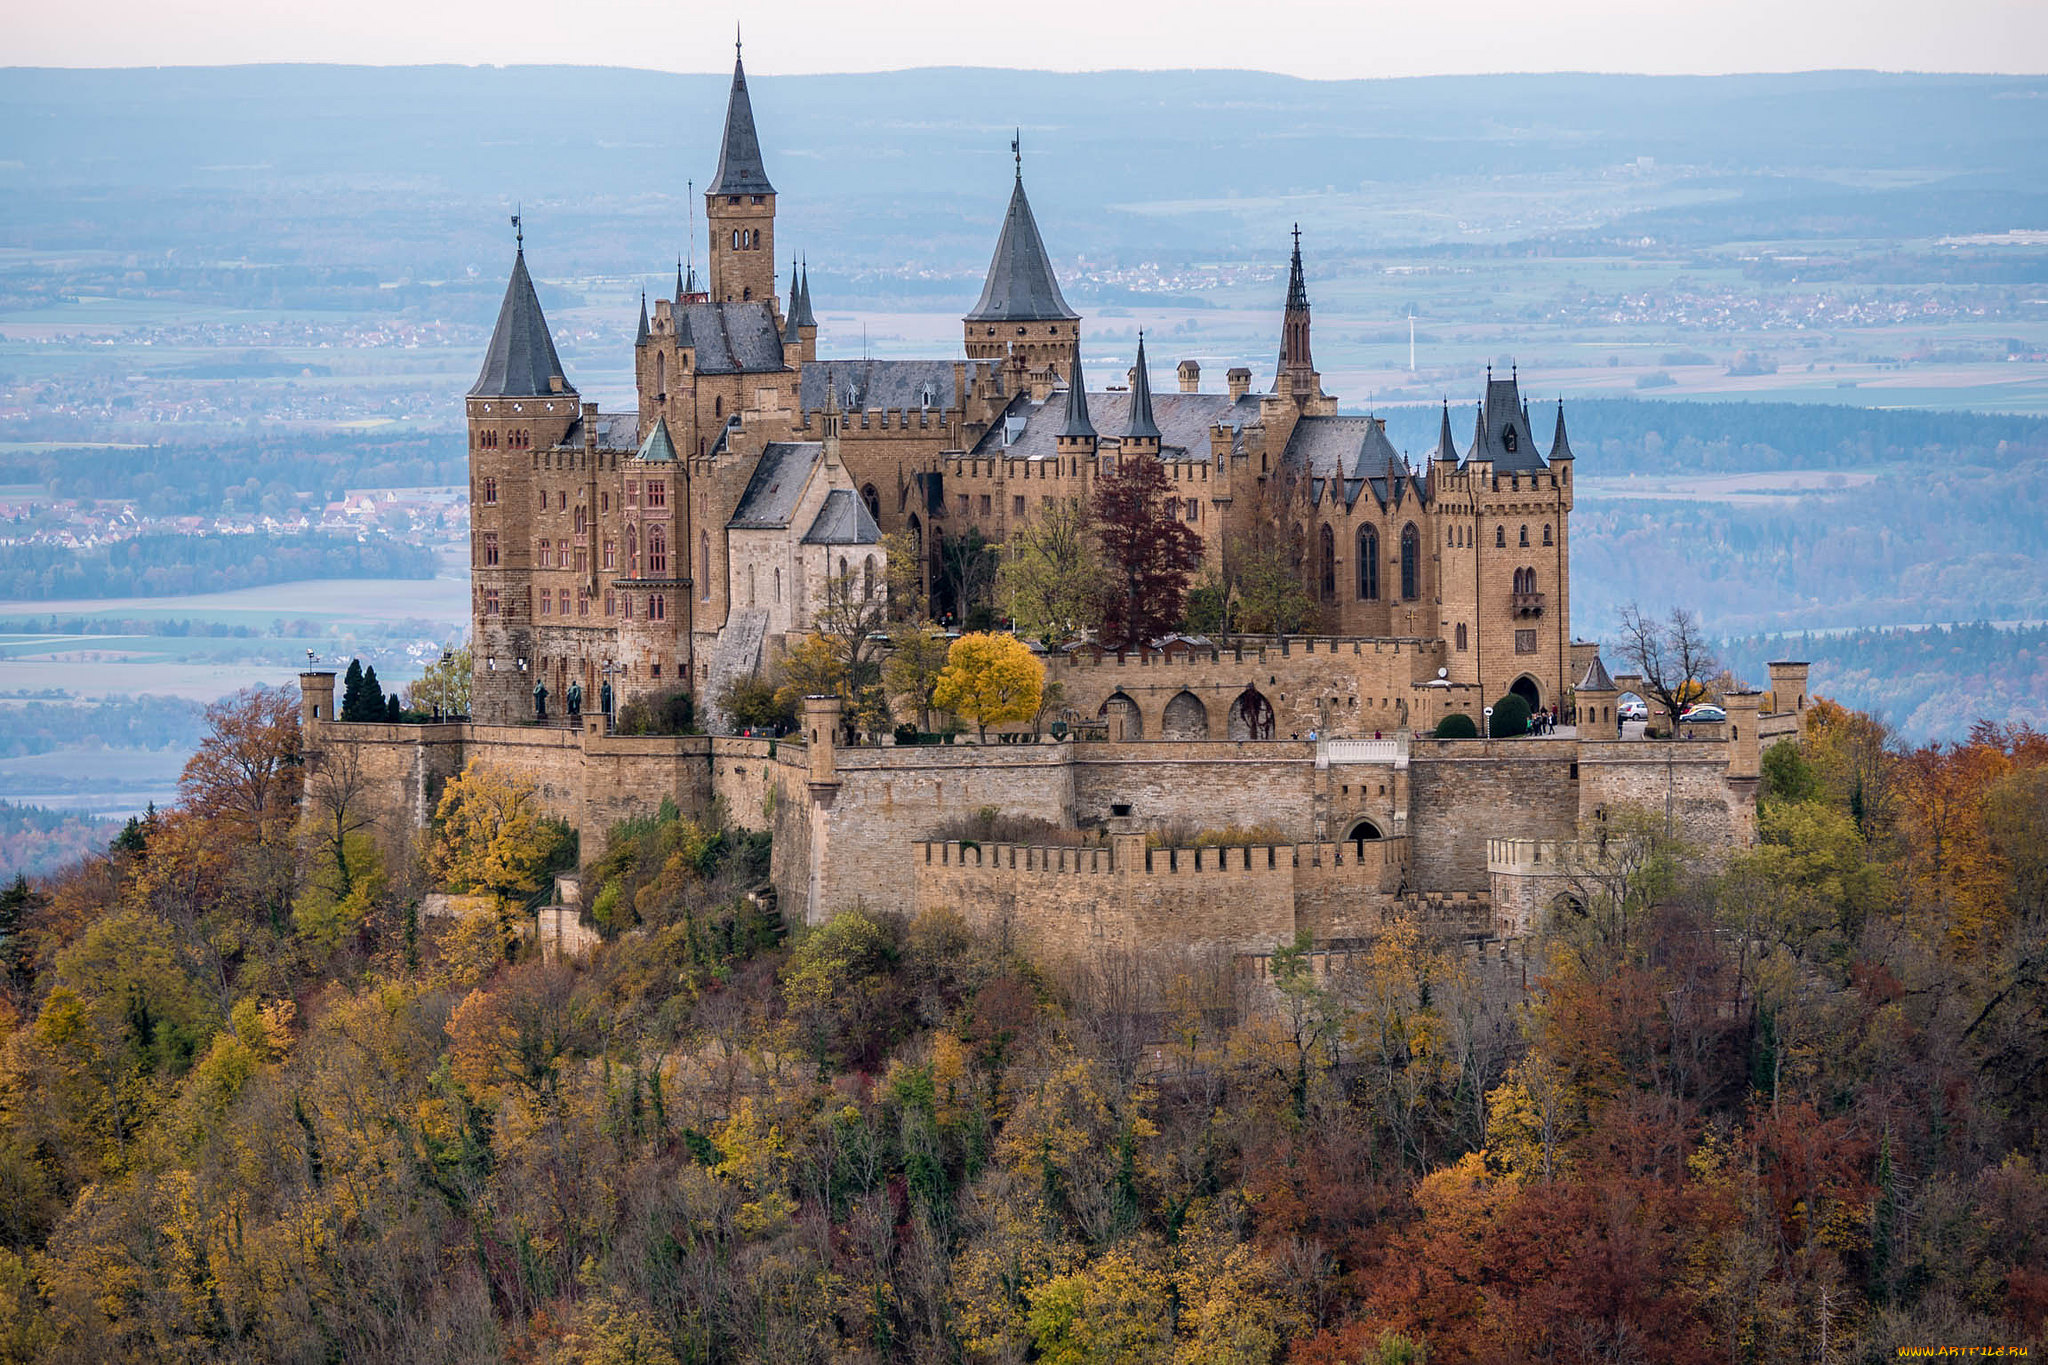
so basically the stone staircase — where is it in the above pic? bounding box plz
[702,609,770,732]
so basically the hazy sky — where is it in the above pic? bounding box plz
[13,0,2048,78]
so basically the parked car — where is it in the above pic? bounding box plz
[1618,697,1649,722]
[1680,704,1727,723]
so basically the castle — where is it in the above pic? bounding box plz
[302,52,1813,969]
[467,51,1574,736]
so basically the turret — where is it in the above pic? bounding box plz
[705,45,777,305]
[1056,341,1098,460]
[299,671,336,731]
[1725,690,1763,783]
[1121,334,1161,459]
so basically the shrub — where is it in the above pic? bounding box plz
[1434,712,1478,739]
[720,674,796,733]
[1489,694,1532,738]
[616,686,697,736]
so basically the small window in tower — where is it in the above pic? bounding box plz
[482,532,499,566]
[1519,524,1529,547]
[482,477,498,504]
[1495,526,1506,548]
[1456,623,1468,650]
[979,494,992,516]
[540,592,552,616]
[1013,495,1025,517]
[1017,326,1026,336]
[1543,523,1553,546]
[485,589,500,615]
[558,492,567,511]
[727,195,740,205]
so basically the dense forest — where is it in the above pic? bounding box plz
[0,531,435,600]
[1722,623,2048,742]
[0,804,113,880]
[0,689,2041,1362]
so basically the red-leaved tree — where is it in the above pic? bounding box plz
[1091,451,1203,649]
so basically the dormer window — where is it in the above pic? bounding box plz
[1503,425,1518,453]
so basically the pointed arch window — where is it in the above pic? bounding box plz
[1519,524,1530,547]
[863,555,878,600]
[1543,523,1554,546]
[1357,526,1379,600]
[1318,525,1336,601]
[1495,525,1506,548]
[699,531,711,599]
[655,352,666,398]
[1400,523,1420,600]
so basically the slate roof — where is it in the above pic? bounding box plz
[1470,372,1546,473]
[1578,656,1618,692]
[1283,416,1403,481]
[678,301,787,374]
[708,54,774,196]
[470,249,574,398]
[969,389,1260,460]
[560,410,641,450]
[964,174,1078,322]
[634,292,650,346]
[800,359,956,412]
[1060,343,1095,439]
[728,442,822,528]
[636,417,678,463]
[1548,401,1576,461]
[801,488,882,545]
[1125,337,1161,441]
[1432,404,1459,463]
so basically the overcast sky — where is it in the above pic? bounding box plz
[12,0,2047,78]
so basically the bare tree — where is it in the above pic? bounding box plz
[304,740,378,897]
[1616,603,1718,736]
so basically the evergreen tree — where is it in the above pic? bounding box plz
[386,693,403,723]
[341,659,366,721]
[0,872,33,996]
[358,664,383,723]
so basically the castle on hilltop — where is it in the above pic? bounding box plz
[300,51,1814,969]
[467,50,1575,736]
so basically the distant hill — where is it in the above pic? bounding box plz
[3,66,2043,282]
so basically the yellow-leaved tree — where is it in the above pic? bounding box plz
[931,632,1043,740]
[428,761,570,910]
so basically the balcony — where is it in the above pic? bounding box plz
[1511,591,1546,617]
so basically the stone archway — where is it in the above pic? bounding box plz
[1098,691,1142,740]
[1348,818,1384,859]
[1228,686,1275,741]
[1161,689,1209,740]
[1511,674,1542,712]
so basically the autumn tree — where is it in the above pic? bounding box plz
[429,762,570,912]
[1218,476,1316,634]
[931,632,1045,739]
[997,496,1098,644]
[1615,603,1718,734]
[1092,451,1202,649]
[178,684,302,845]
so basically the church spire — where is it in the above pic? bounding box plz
[1434,399,1458,463]
[1060,341,1095,440]
[1275,223,1316,393]
[635,291,650,347]
[1549,399,1576,461]
[1124,333,1160,443]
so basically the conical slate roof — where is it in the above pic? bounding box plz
[1549,400,1576,461]
[469,249,573,398]
[1060,342,1095,439]
[635,292,650,346]
[1433,401,1459,462]
[708,53,774,196]
[795,260,816,326]
[636,417,678,463]
[783,260,803,343]
[1578,655,1618,692]
[965,171,1078,322]
[1124,335,1160,442]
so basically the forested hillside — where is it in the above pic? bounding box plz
[0,691,2041,1361]
[0,531,434,600]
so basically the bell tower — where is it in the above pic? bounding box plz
[706,42,777,306]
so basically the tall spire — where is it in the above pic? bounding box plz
[470,244,573,398]
[1060,341,1095,439]
[783,255,804,343]
[635,291,650,346]
[675,256,685,302]
[709,47,774,195]
[1124,333,1159,442]
[797,258,814,324]
[965,150,1078,323]
[1275,223,1315,391]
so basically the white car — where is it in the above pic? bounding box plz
[1680,704,1727,723]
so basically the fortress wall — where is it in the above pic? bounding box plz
[1406,739,1584,893]
[798,745,1077,923]
[910,838,1384,959]
[1069,741,1321,836]
[1046,638,1454,740]
[708,735,783,832]
[305,719,470,844]
[1576,741,1750,847]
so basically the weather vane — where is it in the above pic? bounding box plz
[511,205,522,250]
[1012,129,1021,176]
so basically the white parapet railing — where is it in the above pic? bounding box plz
[1317,736,1409,770]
